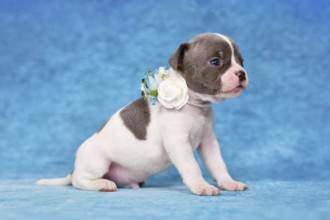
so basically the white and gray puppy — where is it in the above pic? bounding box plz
[37,33,248,196]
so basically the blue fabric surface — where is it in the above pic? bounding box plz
[1,0,330,219]
[1,180,330,220]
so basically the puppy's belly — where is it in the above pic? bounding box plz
[103,160,171,188]
[103,163,145,188]
[102,163,132,188]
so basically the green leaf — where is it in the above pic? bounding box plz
[149,90,158,97]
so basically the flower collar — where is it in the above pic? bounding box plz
[141,67,189,109]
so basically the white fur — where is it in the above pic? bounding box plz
[37,33,248,195]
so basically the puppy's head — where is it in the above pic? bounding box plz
[169,33,248,102]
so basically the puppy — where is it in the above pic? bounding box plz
[37,33,248,196]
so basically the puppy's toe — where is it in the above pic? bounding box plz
[218,179,248,191]
[192,183,221,196]
[99,180,118,192]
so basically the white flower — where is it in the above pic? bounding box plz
[157,77,189,110]
[146,75,159,90]
[141,66,189,109]
[158,66,168,78]
[154,73,163,85]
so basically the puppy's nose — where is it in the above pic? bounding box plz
[235,70,246,82]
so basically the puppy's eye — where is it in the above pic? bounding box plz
[210,58,221,67]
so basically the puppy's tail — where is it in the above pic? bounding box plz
[36,174,72,186]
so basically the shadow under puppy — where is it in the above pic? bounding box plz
[37,33,249,196]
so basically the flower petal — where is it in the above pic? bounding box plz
[157,77,189,109]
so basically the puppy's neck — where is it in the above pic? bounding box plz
[187,90,212,108]
[168,68,224,108]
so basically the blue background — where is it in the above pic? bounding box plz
[1,0,329,219]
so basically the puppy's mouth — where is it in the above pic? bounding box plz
[221,84,245,94]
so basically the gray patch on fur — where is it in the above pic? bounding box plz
[169,33,239,95]
[120,98,150,140]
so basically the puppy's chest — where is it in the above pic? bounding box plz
[160,107,212,147]
[185,114,210,148]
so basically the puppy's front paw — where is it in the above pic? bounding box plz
[218,179,248,191]
[190,183,220,196]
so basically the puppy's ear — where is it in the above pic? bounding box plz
[168,43,190,71]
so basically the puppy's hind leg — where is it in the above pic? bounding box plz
[71,138,117,192]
